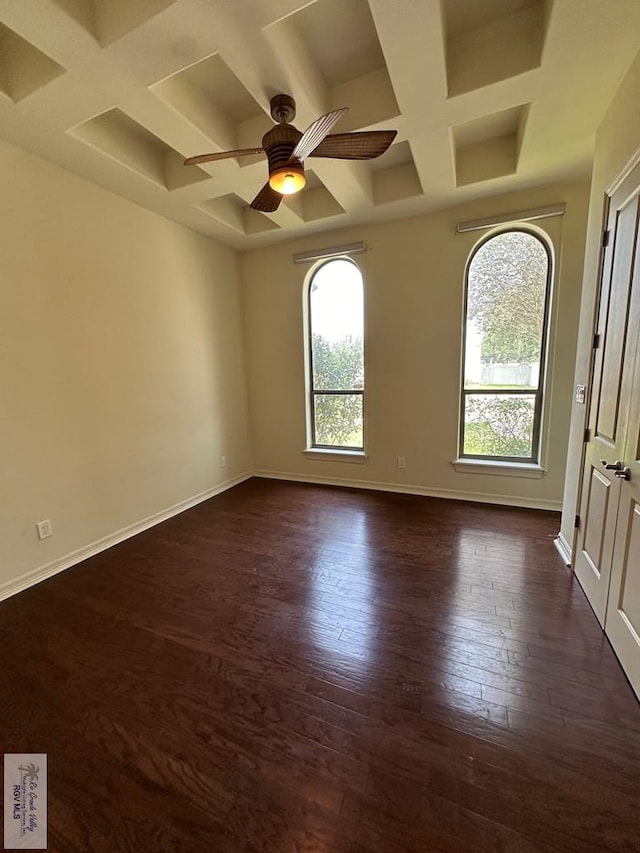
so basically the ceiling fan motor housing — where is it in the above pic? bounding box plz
[263,124,304,179]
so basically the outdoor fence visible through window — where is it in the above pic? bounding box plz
[308,258,364,450]
[460,230,552,462]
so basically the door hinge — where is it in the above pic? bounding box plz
[584,428,591,442]
[602,229,610,248]
[575,514,581,529]
[593,332,601,349]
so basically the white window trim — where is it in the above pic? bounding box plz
[303,448,368,463]
[457,223,557,468]
[451,458,545,478]
[302,254,367,454]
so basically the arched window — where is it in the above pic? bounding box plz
[460,229,552,463]
[307,258,364,450]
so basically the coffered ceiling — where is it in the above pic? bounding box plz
[0,0,639,248]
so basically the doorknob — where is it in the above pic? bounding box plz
[614,467,631,481]
[601,459,623,470]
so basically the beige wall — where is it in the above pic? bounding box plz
[0,140,251,596]
[560,49,640,553]
[242,180,590,510]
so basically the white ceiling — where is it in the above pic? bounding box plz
[0,0,639,249]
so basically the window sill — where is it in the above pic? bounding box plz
[451,459,545,479]
[303,448,367,464]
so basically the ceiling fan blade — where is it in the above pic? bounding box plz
[250,182,283,213]
[291,107,348,162]
[309,130,398,160]
[184,147,264,166]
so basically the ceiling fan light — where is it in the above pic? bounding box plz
[269,165,306,195]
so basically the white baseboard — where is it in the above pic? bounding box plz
[254,470,562,511]
[0,472,251,604]
[554,532,573,566]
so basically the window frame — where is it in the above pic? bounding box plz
[305,256,365,453]
[459,227,553,465]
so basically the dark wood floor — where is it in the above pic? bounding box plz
[1,479,639,852]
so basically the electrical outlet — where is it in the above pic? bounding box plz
[220,455,227,468]
[397,456,406,469]
[36,519,53,540]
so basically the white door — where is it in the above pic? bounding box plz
[574,166,640,625]
[604,248,640,699]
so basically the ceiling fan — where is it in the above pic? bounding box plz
[184,94,397,213]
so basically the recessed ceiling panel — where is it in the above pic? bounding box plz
[453,105,529,186]
[370,139,412,172]
[197,194,279,235]
[282,170,344,222]
[71,108,209,190]
[198,195,245,233]
[53,0,177,46]
[289,0,386,87]
[445,0,539,39]
[372,141,422,204]
[175,54,264,124]
[0,22,65,102]
[328,68,400,132]
[443,0,550,96]
[244,207,281,235]
[153,53,266,157]
[298,186,345,222]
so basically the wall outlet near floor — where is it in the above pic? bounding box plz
[397,456,406,469]
[220,455,227,468]
[36,519,53,540]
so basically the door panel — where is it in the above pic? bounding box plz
[607,498,640,700]
[581,467,612,579]
[619,503,640,630]
[596,199,638,442]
